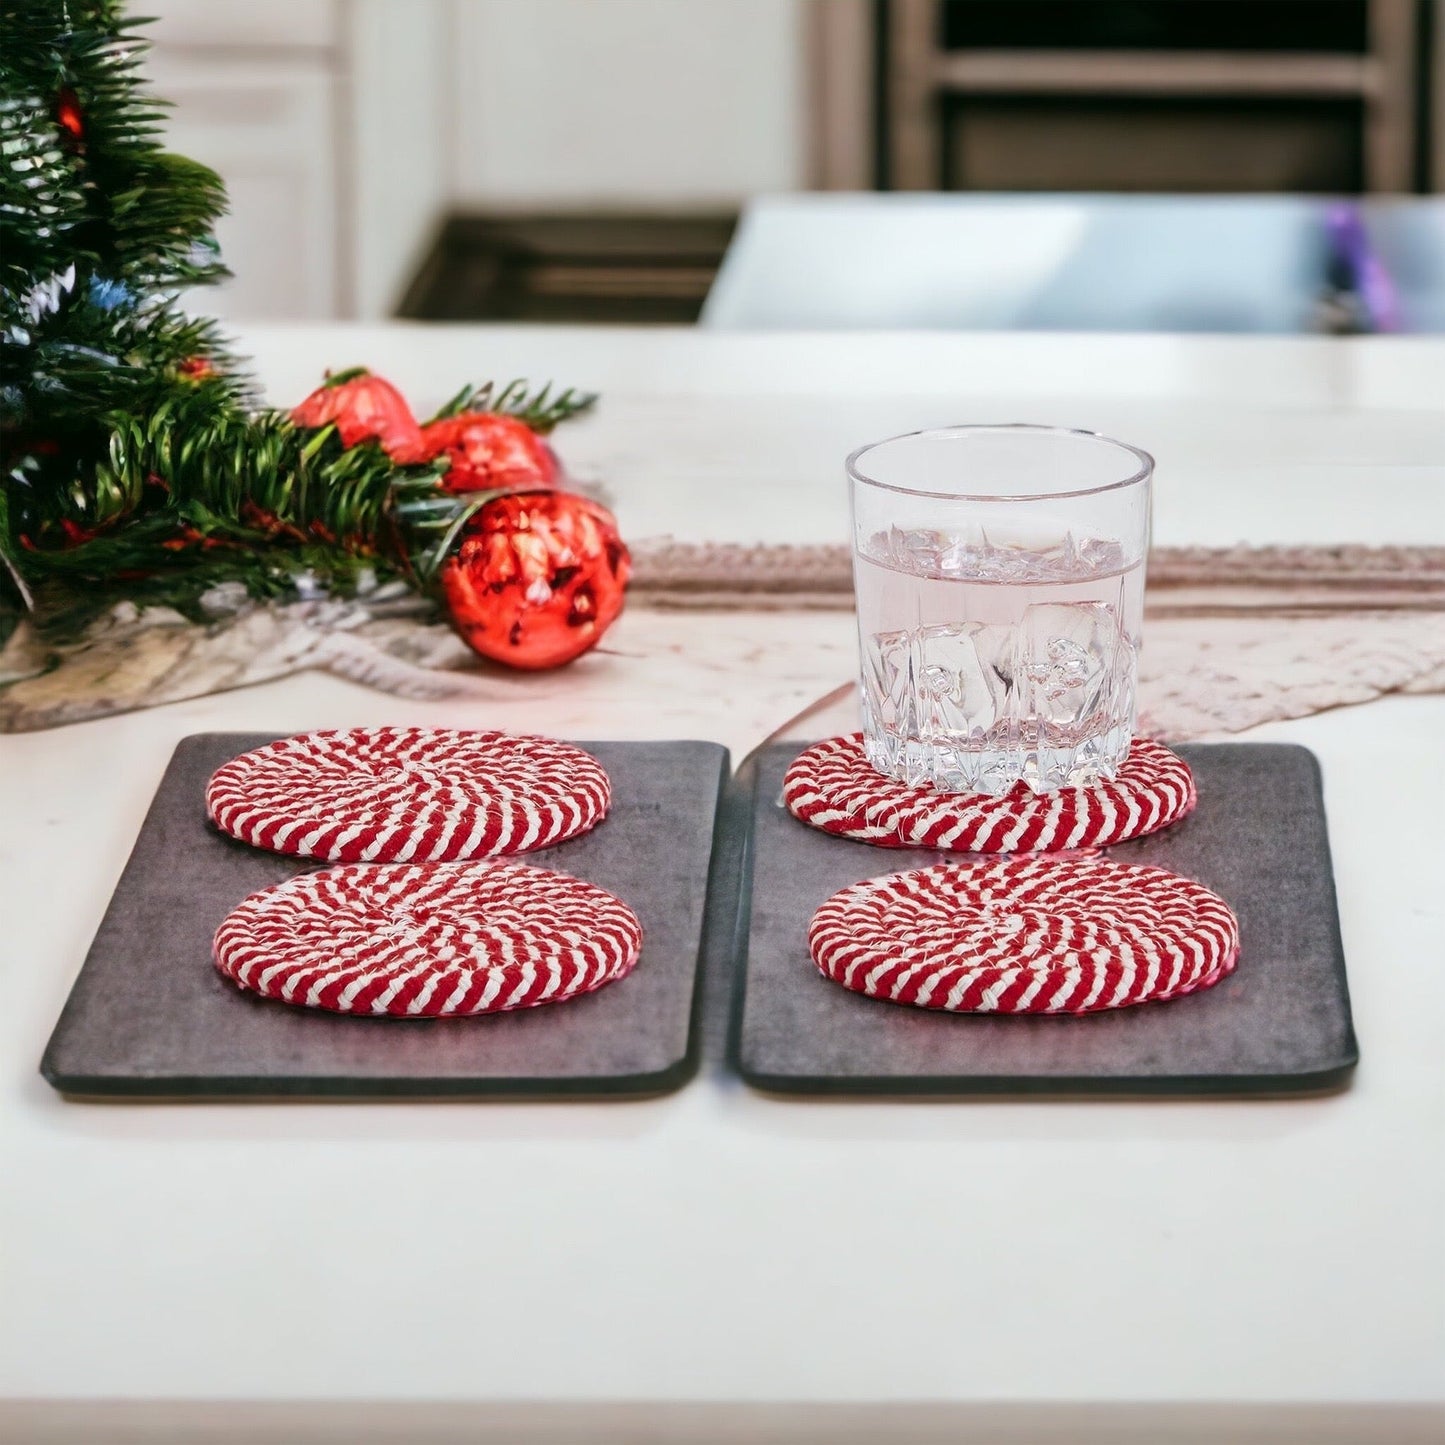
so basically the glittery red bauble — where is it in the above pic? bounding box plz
[55,88,84,141]
[441,491,630,670]
[291,370,426,461]
[420,412,558,493]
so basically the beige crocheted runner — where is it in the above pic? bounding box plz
[2,543,1442,740]
[629,541,1445,615]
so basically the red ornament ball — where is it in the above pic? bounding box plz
[55,88,84,141]
[291,370,426,462]
[421,412,558,493]
[442,491,630,670]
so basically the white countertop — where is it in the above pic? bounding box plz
[238,324,1445,552]
[4,327,1444,1442]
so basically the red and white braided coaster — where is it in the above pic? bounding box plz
[810,855,1238,1015]
[213,861,642,1017]
[206,727,609,863]
[784,734,1195,852]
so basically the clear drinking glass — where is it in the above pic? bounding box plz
[849,423,1153,795]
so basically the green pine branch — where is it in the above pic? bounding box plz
[0,379,487,642]
[1,0,238,438]
[427,378,597,432]
[0,4,598,656]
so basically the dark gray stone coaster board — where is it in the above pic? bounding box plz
[41,733,731,1100]
[731,742,1357,1097]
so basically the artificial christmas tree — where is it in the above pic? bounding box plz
[0,0,621,670]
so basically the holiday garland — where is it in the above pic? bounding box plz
[1,0,628,670]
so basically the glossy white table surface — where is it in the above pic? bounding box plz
[3,327,1443,1444]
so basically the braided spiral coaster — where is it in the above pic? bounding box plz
[784,734,1195,852]
[213,861,643,1017]
[809,854,1239,1015]
[206,726,609,862]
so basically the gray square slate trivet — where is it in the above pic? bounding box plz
[732,742,1357,1097]
[42,733,731,1100]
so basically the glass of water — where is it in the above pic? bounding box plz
[849,423,1153,795]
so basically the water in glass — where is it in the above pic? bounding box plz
[856,525,1142,795]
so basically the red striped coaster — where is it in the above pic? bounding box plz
[784,734,1195,851]
[206,727,609,863]
[213,861,643,1017]
[809,855,1238,1015]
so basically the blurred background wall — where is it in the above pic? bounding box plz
[143,0,808,320]
[142,0,1445,324]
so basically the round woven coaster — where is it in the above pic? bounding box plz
[213,861,642,1017]
[809,854,1238,1015]
[206,727,609,863]
[783,734,1195,851]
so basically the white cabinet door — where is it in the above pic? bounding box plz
[140,0,338,50]
[143,54,344,320]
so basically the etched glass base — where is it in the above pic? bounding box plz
[858,606,1138,796]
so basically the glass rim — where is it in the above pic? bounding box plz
[846,422,1155,503]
